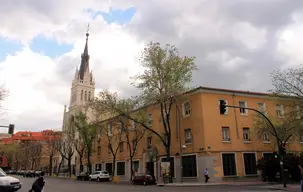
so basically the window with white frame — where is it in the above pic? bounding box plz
[185,129,192,144]
[108,123,112,136]
[132,120,136,129]
[183,101,191,116]
[276,104,284,117]
[293,105,300,119]
[239,101,247,114]
[257,102,266,114]
[147,114,152,125]
[147,136,152,149]
[263,132,270,142]
[243,128,250,142]
[218,99,228,115]
[222,127,230,141]
[119,142,123,153]
[132,139,137,151]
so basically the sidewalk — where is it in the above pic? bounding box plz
[262,184,300,191]
[157,180,265,187]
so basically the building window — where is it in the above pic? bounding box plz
[276,104,284,117]
[222,153,237,176]
[147,137,152,149]
[243,128,250,142]
[185,129,192,144]
[257,102,266,114]
[182,155,197,177]
[183,101,191,116]
[147,114,153,125]
[81,90,83,100]
[119,142,123,153]
[108,124,112,136]
[293,105,300,119]
[88,91,91,101]
[108,144,111,154]
[263,132,270,142]
[132,120,136,129]
[218,99,228,115]
[84,91,87,101]
[243,153,257,175]
[263,153,273,161]
[133,161,139,172]
[132,139,137,151]
[160,157,175,177]
[97,146,101,156]
[106,163,113,175]
[117,162,125,175]
[239,101,247,114]
[222,127,230,141]
[95,164,101,171]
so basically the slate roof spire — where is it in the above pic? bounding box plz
[79,25,90,80]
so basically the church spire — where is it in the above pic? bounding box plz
[79,25,90,80]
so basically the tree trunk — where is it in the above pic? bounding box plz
[57,158,64,177]
[79,155,83,173]
[112,156,116,176]
[166,146,173,183]
[68,158,72,177]
[87,150,91,174]
[49,156,53,176]
[130,156,133,181]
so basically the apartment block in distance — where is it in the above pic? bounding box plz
[85,86,302,183]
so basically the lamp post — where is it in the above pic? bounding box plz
[176,104,183,183]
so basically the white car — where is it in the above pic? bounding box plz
[0,168,21,192]
[89,171,110,182]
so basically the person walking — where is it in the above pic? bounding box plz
[204,168,210,183]
[29,176,45,192]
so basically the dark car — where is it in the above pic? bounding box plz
[132,173,156,185]
[23,170,35,178]
[34,171,42,177]
[76,172,90,181]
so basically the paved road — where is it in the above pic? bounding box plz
[14,175,285,192]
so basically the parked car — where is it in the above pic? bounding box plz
[132,173,156,185]
[23,170,35,178]
[76,172,90,181]
[89,171,110,182]
[0,168,22,191]
[34,171,42,177]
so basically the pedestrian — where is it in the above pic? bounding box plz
[29,176,45,192]
[204,168,209,183]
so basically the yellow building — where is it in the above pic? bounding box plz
[86,86,302,183]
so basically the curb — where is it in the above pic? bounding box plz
[268,187,289,191]
[157,183,266,187]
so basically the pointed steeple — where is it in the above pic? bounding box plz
[79,30,90,80]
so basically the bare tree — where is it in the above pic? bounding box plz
[29,142,42,170]
[73,136,85,173]
[43,131,61,175]
[103,119,123,176]
[118,117,146,181]
[57,130,74,177]
[0,143,19,169]
[0,84,8,117]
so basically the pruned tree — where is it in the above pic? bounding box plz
[29,142,42,170]
[95,41,196,182]
[43,131,61,175]
[20,141,32,169]
[73,111,98,174]
[0,143,19,169]
[73,135,85,173]
[119,117,146,181]
[103,119,123,176]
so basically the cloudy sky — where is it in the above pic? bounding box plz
[0,0,303,132]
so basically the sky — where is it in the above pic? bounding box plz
[0,0,303,132]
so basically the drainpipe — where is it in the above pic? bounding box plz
[232,93,239,138]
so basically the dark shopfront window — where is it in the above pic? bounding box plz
[182,155,197,177]
[222,153,237,176]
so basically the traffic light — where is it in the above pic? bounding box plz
[273,152,279,159]
[279,144,286,156]
[219,100,227,114]
[8,124,14,135]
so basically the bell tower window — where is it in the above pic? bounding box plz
[88,91,91,101]
[81,90,83,100]
[85,91,87,101]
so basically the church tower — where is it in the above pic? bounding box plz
[69,32,95,110]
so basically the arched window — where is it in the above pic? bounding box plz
[84,91,87,101]
[88,91,91,101]
[81,90,83,100]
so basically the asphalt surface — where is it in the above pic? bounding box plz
[13,175,287,192]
